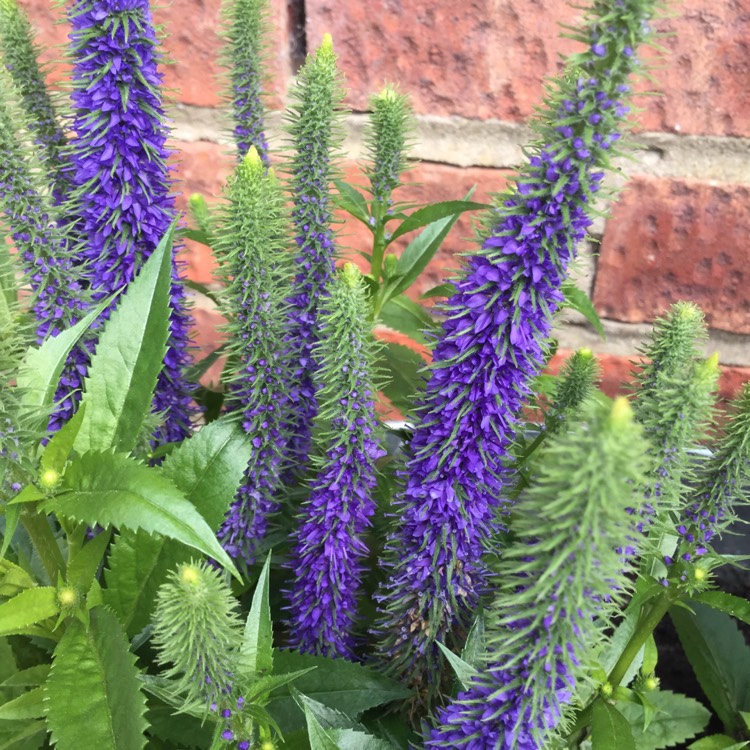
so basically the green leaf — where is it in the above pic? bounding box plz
[387,213,461,300]
[378,295,436,346]
[303,701,340,750]
[18,299,109,423]
[693,591,750,628]
[0,688,44,720]
[144,699,214,749]
[642,634,658,676]
[159,416,252,530]
[242,669,317,703]
[561,282,605,339]
[388,199,486,243]
[48,452,239,579]
[591,699,636,750]
[0,505,19,559]
[103,529,189,637]
[266,651,410,734]
[616,690,711,750]
[74,224,175,455]
[376,342,425,416]
[0,666,49,689]
[239,552,273,677]
[0,720,45,749]
[66,529,112,591]
[671,602,750,735]
[105,420,251,633]
[436,642,478,691]
[334,180,371,226]
[40,404,86,476]
[460,612,486,668]
[328,729,395,750]
[420,282,456,300]
[180,228,213,247]
[689,736,749,750]
[0,588,57,637]
[46,607,147,750]
[0,561,36,598]
[292,689,360,731]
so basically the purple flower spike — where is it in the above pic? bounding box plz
[373,0,659,699]
[286,265,385,659]
[67,0,194,444]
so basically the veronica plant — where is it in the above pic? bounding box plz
[66,0,194,445]
[222,0,271,162]
[214,147,293,565]
[281,33,345,477]
[373,0,659,698]
[428,397,649,748]
[286,263,384,659]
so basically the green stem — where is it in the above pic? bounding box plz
[608,590,676,688]
[566,589,677,747]
[369,201,388,283]
[21,510,65,582]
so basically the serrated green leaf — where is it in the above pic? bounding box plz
[616,690,711,750]
[40,405,86,476]
[291,688,361,731]
[65,529,111,591]
[376,342,425,416]
[46,607,147,750]
[103,529,189,637]
[591,700,636,750]
[144,698,214,749]
[671,602,750,735]
[460,612,486,668]
[689,735,748,750]
[242,669,317,703]
[266,651,411,734]
[159,417,252,530]
[48,452,239,578]
[378,295,436,346]
[334,180,371,226]
[0,666,49,689]
[0,688,43,720]
[74,224,175,455]
[436,642,478,691]
[18,299,109,424]
[561,282,605,339]
[328,728,395,750]
[0,561,36,598]
[239,552,273,677]
[693,592,750,628]
[0,588,57,637]
[389,199,486,243]
[303,701,340,750]
[0,720,45,750]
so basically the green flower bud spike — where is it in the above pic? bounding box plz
[0,0,68,200]
[152,562,243,707]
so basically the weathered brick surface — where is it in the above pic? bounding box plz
[170,139,234,284]
[18,0,292,107]
[190,305,227,389]
[336,160,510,299]
[593,178,750,335]
[307,0,750,137]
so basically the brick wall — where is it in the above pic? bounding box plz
[20,0,750,398]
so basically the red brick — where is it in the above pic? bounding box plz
[335,160,510,300]
[593,178,750,335]
[190,306,227,389]
[719,365,750,403]
[307,0,749,137]
[306,0,577,121]
[18,0,292,108]
[632,0,750,137]
[169,140,234,284]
